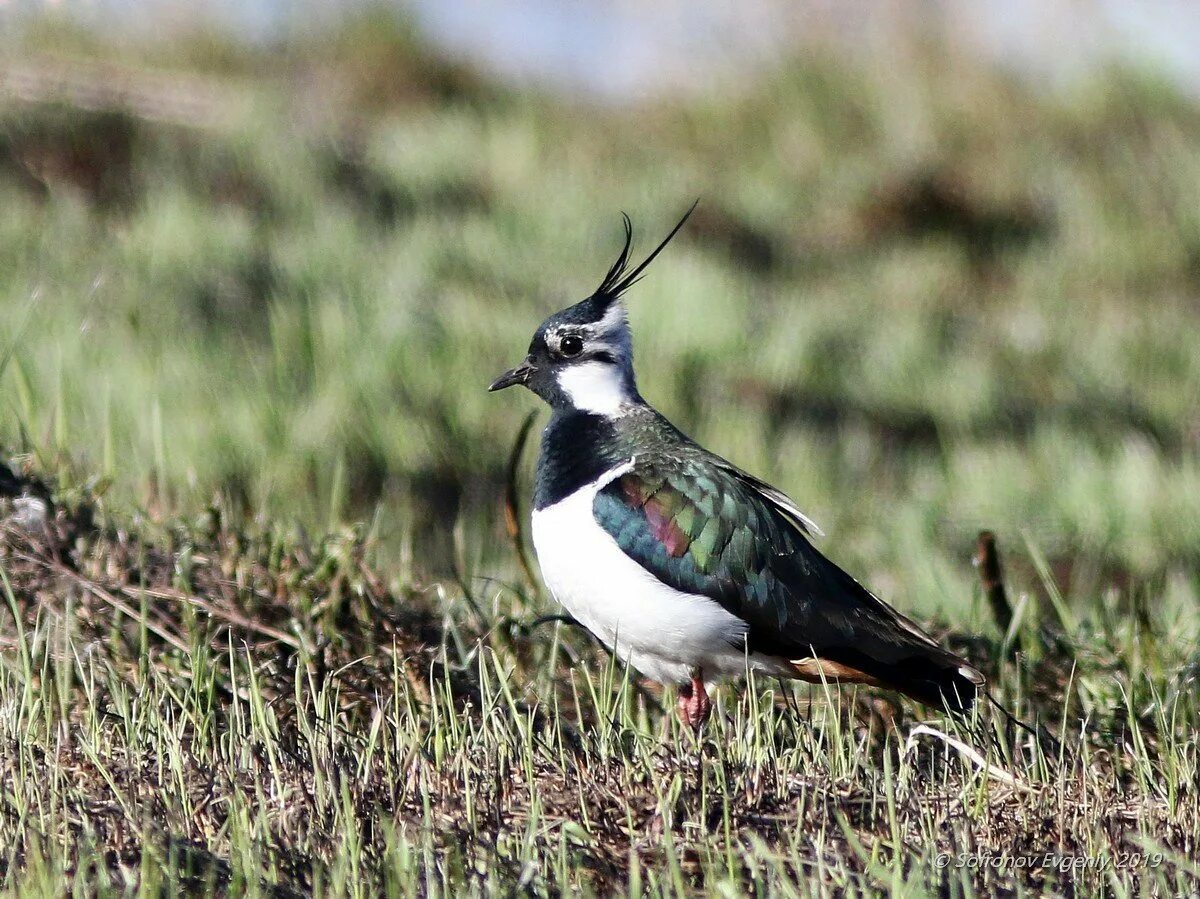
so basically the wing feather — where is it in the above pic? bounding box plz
[713,459,824,537]
[591,458,982,710]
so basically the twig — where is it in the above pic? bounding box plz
[504,410,540,594]
[525,613,584,634]
[974,530,1019,654]
[9,541,304,653]
[116,584,304,651]
[904,724,1035,793]
[47,559,192,655]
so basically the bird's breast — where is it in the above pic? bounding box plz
[529,463,756,685]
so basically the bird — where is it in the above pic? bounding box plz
[489,206,985,731]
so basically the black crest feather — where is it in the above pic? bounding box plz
[592,200,698,306]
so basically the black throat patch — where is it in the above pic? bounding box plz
[533,411,630,510]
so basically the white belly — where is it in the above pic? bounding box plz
[530,463,783,686]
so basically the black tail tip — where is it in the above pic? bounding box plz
[940,664,986,714]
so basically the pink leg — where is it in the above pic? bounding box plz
[676,671,712,732]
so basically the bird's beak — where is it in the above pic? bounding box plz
[488,357,536,392]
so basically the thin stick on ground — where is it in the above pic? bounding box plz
[504,410,541,596]
[975,530,1019,655]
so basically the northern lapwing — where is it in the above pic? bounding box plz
[489,207,984,730]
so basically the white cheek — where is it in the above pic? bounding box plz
[557,362,631,416]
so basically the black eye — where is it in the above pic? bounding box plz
[559,334,584,357]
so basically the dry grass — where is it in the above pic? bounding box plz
[1,458,1197,896]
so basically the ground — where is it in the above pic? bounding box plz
[1,459,1196,896]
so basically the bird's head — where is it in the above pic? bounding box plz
[489,204,695,416]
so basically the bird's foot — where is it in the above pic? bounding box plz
[676,672,712,732]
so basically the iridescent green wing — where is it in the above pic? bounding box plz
[592,459,946,663]
[592,459,812,649]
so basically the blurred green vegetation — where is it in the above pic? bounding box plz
[2,15,1199,622]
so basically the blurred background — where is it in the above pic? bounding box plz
[2,0,1199,624]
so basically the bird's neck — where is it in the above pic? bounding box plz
[533,407,637,510]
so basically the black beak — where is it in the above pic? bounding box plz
[488,358,535,392]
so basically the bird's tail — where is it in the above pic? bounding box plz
[790,638,984,714]
[788,558,987,714]
[874,648,985,714]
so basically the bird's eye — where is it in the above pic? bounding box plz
[559,334,584,357]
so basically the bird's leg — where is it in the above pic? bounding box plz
[676,670,712,732]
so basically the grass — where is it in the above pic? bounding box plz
[1,11,1199,895]
[0,460,1198,896]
